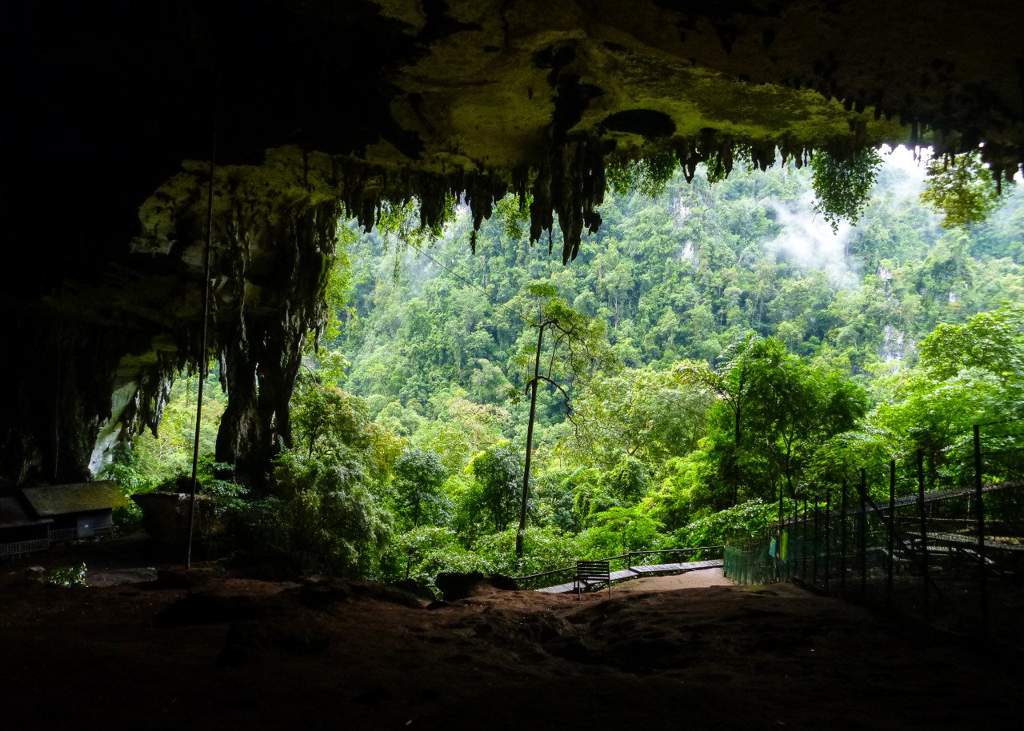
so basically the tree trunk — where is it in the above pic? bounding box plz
[729,371,744,502]
[516,322,545,558]
[734,371,744,445]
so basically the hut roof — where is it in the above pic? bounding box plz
[0,496,51,529]
[21,481,127,518]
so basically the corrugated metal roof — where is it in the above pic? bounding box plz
[21,481,127,517]
[0,496,51,528]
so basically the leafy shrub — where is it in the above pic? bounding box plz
[577,505,665,557]
[226,450,391,576]
[47,563,88,588]
[201,475,250,517]
[673,498,777,548]
[389,526,491,589]
[228,496,290,557]
[473,526,582,576]
[112,503,144,532]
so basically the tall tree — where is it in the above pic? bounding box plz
[676,333,759,502]
[393,447,448,527]
[469,445,521,531]
[509,282,614,557]
[570,366,711,470]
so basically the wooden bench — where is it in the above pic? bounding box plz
[575,560,611,599]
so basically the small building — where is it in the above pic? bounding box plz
[20,481,126,542]
[0,495,52,558]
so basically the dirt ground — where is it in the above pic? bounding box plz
[1,555,1020,730]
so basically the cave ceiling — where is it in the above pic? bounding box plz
[5,0,1024,484]
[14,1,1024,266]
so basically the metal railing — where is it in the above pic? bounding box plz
[724,422,1024,645]
[49,528,77,543]
[0,538,51,557]
[1,525,112,559]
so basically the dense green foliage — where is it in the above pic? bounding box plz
[811,147,882,231]
[111,150,1024,589]
[921,151,1002,228]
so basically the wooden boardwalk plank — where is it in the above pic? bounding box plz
[630,559,722,575]
[610,569,639,581]
[535,559,724,594]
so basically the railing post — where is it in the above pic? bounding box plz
[777,482,784,580]
[840,479,848,594]
[824,490,831,593]
[887,459,896,609]
[812,503,819,588]
[778,481,784,546]
[973,424,987,638]
[802,498,808,581]
[859,468,867,598]
[917,449,929,621]
[790,497,799,580]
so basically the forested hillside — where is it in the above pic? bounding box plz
[343,152,1022,401]
[111,150,1024,586]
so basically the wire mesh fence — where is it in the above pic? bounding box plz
[724,422,1024,646]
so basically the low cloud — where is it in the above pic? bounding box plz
[765,191,856,287]
[763,147,930,287]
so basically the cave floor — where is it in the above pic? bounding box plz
[0,564,1019,730]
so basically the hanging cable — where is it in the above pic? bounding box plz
[185,88,218,569]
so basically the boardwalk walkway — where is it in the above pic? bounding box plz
[536,559,724,594]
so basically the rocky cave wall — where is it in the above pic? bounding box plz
[2,149,343,487]
[6,0,1024,486]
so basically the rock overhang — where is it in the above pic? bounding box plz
[5,0,1024,484]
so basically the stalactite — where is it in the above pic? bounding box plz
[517,134,607,263]
[528,158,553,244]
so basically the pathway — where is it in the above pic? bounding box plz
[536,558,724,594]
[613,567,730,593]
